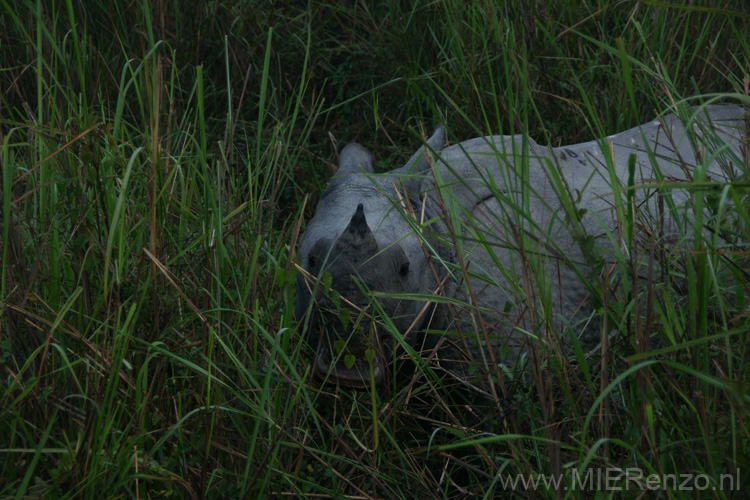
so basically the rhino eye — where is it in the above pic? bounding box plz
[399,261,409,277]
[308,255,317,269]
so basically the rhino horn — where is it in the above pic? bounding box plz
[347,203,369,235]
[331,203,376,254]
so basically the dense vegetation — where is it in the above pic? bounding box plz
[2,1,749,498]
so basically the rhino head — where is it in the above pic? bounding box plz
[295,128,446,387]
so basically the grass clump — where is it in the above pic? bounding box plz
[1,0,749,498]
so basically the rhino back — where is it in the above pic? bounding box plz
[549,104,745,221]
[421,104,745,367]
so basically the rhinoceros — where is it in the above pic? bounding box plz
[295,104,746,387]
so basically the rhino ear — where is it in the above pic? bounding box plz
[402,125,446,174]
[337,143,375,175]
[391,125,445,194]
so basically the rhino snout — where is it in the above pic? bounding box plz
[313,344,384,388]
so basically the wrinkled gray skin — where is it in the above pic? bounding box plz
[296,104,746,387]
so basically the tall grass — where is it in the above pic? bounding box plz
[1,0,748,498]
